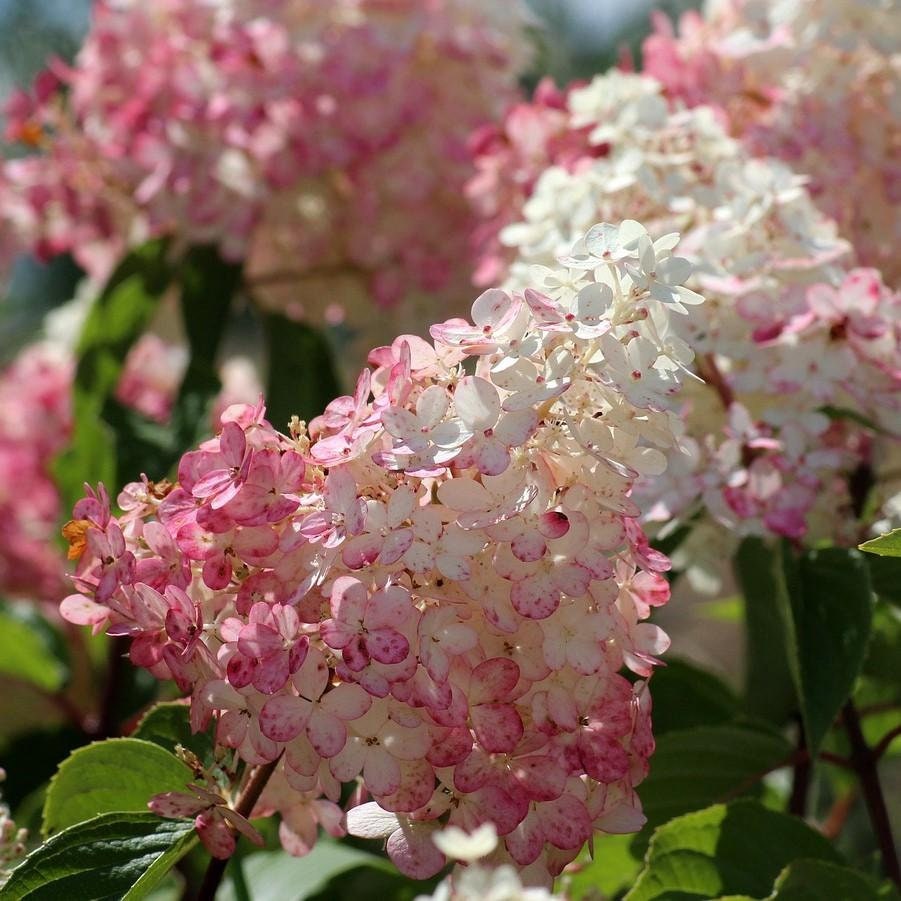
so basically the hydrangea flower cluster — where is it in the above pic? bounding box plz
[470,70,901,546]
[0,308,259,603]
[2,0,525,317]
[60,222,703,883]
[641,0,901,283]
[0,343,73,602]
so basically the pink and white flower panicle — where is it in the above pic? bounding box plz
[61,222,701,882]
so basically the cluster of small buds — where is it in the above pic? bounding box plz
[0,307,260,604]
[1,0,525,324]
[471,69,901,546]
[641,0,900,283]
[60,222,702,883]
[0,770,27,886]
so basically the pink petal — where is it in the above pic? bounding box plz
[149,791,201,819]
[471,702,524,753]
[366,629,410,665]
[307,709,347,758]
[363,748,402,797]
[259,695,310,742]
[253,652,291,694]
[470,657,521,703]
[60,594,109,626]
[510,579,560,619]
[386,824,445,880]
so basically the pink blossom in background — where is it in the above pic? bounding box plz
[641,0,901,284]
[61,220,703,881]
[0,331,260,604]
[0,345,72,602]
[2,0,527,329]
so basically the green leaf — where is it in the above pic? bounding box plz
[734,537,797,725]
[862,603,901,687]
[634,725,792,851]
[625,800,840,901]
[218,840,398,901]
[2,812,196,900]
[767,859,886,900]
[42,738,192,837]
[791,548,874,755]
[866,554,901,607]
[97,246,243,482]
[262,315,342,430]
[563,834,640,899]
[133,702,215,763]
[649,659,739,735]
[53,239,172,512]
[860,530,901,559]
[0,607,66,693]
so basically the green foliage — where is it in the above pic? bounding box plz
[767,859,891,900]
[626,800,840,901]
[53,239,172,513]
[649,659,739,735]
[563,834,641,900]
[42,738,192,837]
[787,548,874,755]
[866,554,901,607]
[859,530,901,558]
[736,541,875,755]
[218,840,412,901]
[133,702,215,763]
[634,725,792,852]
[734,537,797,725]
[0,605,67,693]
[1,812,196,900]
[97,246,243,482]
[262,314,342,429]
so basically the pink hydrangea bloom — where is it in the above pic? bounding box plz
[2,0,526,331]
[61,221,703,882]
[641,0,901,283]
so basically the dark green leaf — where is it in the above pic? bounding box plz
[860,530,901,559]
[625,800,840,901]
[865,554,901,607]
[649,659,739,735]
[2,812,196,900]
[133,702,215,763]
[768,858,886,900]
[43,738,192,836]
[262,315,342,430]
[734,538,797,725]
[633,725,792,855]
[53,239,172,512]
[792,548,874,754]
[0,726,84,812]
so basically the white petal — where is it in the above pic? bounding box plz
[454,376,501,432]
[346,802,401,839]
